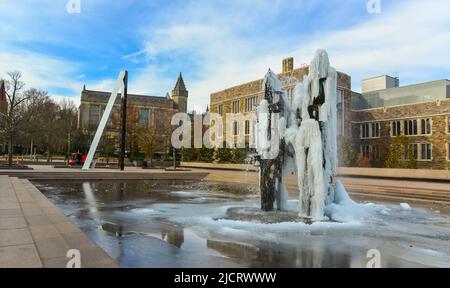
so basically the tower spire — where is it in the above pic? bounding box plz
[171,72,188,113]
[173,72,187,95]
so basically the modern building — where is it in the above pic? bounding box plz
[78,73,188,131]
[209,57,352,150]
[361,75,399,94]
[351,77,450,169]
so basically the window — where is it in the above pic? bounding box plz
[404,144,418,160]
[218,104,223,116]
[420,118,432,135]
[420,143,432,161]
[447,117,450,133]
[244,96,258,112]
[245,120,250,135]
[89,105,100,128]
[217,123,223,139]
[361,145,370,158]
[361,123,369,139]
[139,109,149,128]
[391,121,401,136]
[447,143,450,161]
[404,119,418,136]
[371,123,380,138]
[232,101,240,114]
[360,122,379,139]
[411,144,418,160]
[155,111,165,130]
[233,121,239,136]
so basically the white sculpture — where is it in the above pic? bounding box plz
[256,49,343,222]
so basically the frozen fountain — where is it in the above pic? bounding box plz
[255,49,349,222]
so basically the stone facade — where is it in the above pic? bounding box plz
[350,80,450,170]
[78,74,188,137]
[209,58,352,148]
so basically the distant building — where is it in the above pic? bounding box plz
[209,57,352,149]
[78,73,188,130]
[351,77,450,169]
[77,73,188,154]
[361,75,399,93]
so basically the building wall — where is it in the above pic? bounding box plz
[351,99,450,170]
[210,63,352,147]
[78,90,179,139]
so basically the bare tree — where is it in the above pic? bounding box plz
[3,71,30,166]
[136,126,160,167]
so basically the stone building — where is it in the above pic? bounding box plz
[77,73,188,154]
[209,57,352,151]
[351,77,450,169]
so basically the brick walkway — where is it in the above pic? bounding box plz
[0,175,119,268]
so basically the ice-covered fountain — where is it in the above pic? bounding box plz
[32,51,450,268]
[255,49,349,222]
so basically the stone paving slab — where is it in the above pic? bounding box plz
[0,175,119,268]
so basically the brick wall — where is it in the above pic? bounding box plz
[351,99,450,170]
[210,65,352,145]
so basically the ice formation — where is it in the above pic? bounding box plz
[256,49,351,222]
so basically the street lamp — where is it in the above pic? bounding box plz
[0,112,5,155]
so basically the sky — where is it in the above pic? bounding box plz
[0,0,449,111]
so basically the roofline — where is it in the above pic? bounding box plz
[82,89,167,100]
[362,79,449,95]
[362,75,399,81]
[210,66,351,96]
[210,67,309,96]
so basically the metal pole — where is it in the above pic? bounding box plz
[173,148,176,170]
[119,71,128,171]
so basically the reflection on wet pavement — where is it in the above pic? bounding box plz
[33,180,450,268]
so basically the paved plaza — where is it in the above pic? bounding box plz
[0,175,119,268]
[1,165,449,268]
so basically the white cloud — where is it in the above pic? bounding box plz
[129,0,450,111]
[1,0,449,113]
[0,48,81,91]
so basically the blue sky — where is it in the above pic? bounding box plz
[0,0,449,111]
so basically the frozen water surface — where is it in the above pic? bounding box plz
[34,180,450,268]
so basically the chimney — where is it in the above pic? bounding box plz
[282,57,294,73]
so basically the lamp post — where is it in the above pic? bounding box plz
[119,71,128,171]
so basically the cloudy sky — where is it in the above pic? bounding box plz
[0,0,449,111]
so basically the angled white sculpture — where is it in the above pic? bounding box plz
[82,71,128,171]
